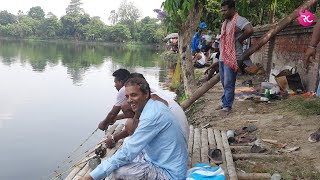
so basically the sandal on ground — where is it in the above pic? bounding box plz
[236,136,256,144]
[235,125,257,136]
[308,129,320,143]
[208,148,223,165]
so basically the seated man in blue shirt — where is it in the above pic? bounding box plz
[80,77,188,180]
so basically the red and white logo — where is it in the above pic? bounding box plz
[298,10,314,27]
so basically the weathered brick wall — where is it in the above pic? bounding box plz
[251,21,320,91]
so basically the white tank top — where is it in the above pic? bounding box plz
[197,52,206,65]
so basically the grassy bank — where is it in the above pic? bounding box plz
[281,96,320,116]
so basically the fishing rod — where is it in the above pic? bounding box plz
[45,109,120,179]
[49,144,107,180]
[56,128,98,168]
[43,127,102,180]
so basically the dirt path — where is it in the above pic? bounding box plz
[186,73,320,179]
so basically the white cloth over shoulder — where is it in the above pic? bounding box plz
[197,52,206,65]
[90,100,188,180]
[210,52,219,64]
[151,89,189,142]
[115,86,189,142]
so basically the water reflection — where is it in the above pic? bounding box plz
[0,40,171,85]
[0,39,177,179]
[0,113,13,128]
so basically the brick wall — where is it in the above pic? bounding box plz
[250,21,320,91]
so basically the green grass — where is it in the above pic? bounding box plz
[174,82,187,104]
[161,51,179,62]
[185,98,205,118]
[281,96,320,116]
[235,156,320,180]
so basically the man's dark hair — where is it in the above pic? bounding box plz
[125,77,151,98]
[221,0,235,9]
[112,69,130,82]
[129,73,145,79]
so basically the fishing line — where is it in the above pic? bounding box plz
[43,127,100,179]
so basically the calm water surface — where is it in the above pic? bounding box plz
[0,40,175,180]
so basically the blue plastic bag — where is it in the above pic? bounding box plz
[187,164,225,180]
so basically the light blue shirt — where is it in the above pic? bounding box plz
[90,99,188,180]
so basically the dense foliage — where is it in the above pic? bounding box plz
[236,0,308,25]
[163,0,315,33]
[0,0,166,43]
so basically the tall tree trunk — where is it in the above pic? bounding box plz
[269,0,276,24]
[260,8,264,25]
[242,0,318,60]
[181,0,318,110]
[178,1,203,96]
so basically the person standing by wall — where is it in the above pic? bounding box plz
[218,0,254,112]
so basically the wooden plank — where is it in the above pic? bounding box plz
[207,128,216,149]
[231,146,251,153]
[70,139,124,179]
[200,129,209,164]
[214,129,228,176]
[188,125,194,168]
[64,159,87,180]
[66,124,125,180]
[261,139,287,148]
[64,152,97,180]
[72,175,82,180]
[84,167,92,176]
[73,163,90,179]
[237,173,271,180]
[221,131,238,180]
[65,151,97,180]
[192,128,201,167]
[231,146,252,150]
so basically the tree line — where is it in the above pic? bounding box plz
[0,0,166,43]
[0,40,168,84]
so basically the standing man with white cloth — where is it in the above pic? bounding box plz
[218,0,254,112]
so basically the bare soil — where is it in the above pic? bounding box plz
[186,73,320,179]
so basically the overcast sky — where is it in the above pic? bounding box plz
[0,0,164,24]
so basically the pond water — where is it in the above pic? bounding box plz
[0,40,175,180]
